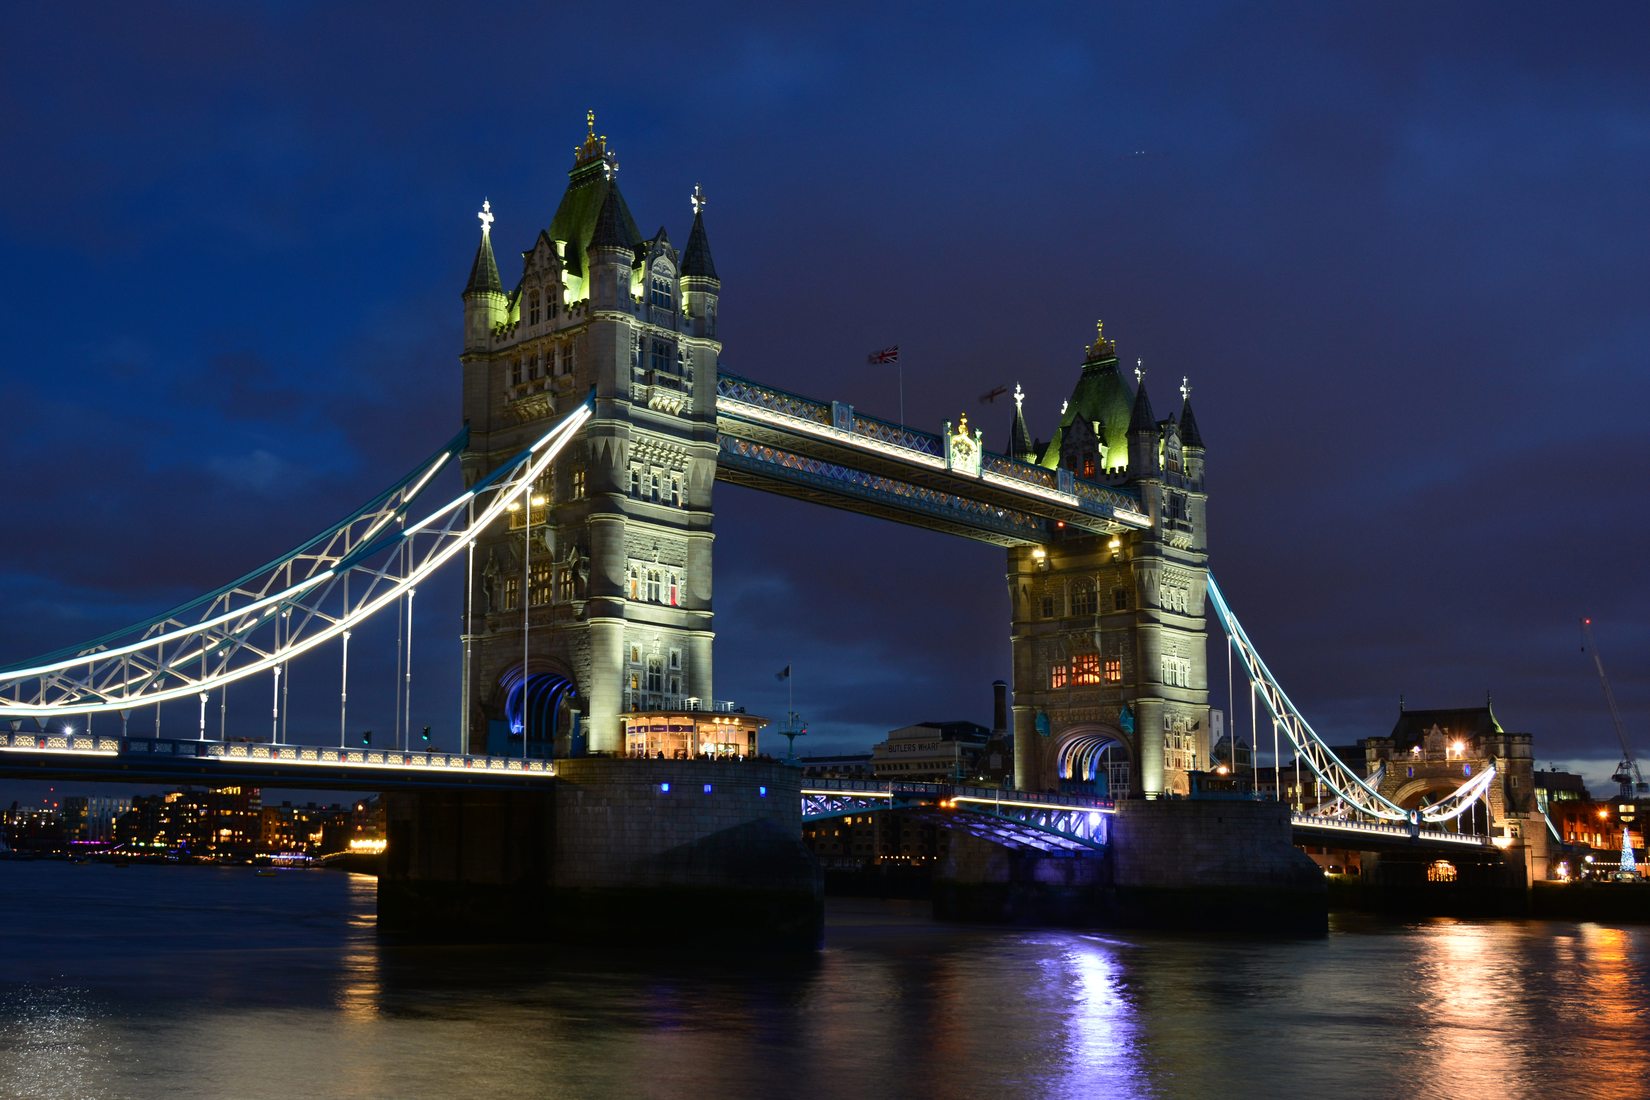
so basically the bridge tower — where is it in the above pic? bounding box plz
[1007,326,1211,798]
[458,115,721,756]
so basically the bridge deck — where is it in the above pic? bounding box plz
[0,733,555,791]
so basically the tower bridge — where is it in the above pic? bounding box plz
[0,115,1533,939]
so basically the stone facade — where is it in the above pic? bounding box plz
[1008,330,1211,798]
[459,118,721,755]
[1363,704,1536,828]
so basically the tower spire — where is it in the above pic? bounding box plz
[463,198,502,297]
[682,183,718,280]
[1010,383,1033,462]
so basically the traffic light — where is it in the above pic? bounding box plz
[361,730,373,746]
[420,725,431,744]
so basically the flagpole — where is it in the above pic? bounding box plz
[898,362,904,429]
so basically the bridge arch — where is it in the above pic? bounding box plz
[490,659,580,759]
[1052,724,1134,800]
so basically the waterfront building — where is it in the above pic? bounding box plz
[60,794,131,842]
[870,720,991,782]
[798,754,874,780]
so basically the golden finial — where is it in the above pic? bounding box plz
[958,413,970,436]
[587,109,596,138]
[1086,318,1116,360]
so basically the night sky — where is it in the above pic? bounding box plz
[2,3,1647,798]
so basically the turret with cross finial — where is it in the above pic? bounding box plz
[1086,318,1117,361]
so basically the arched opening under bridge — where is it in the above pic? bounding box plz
[1054,725,1133,800]
[491,663,580,759]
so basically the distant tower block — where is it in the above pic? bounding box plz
[1006,322,1211,799]
[459,114,722,758]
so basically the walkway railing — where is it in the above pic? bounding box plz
[0,732,555,777]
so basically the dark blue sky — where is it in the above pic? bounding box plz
[1,2,1647,794]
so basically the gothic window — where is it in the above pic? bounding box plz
[668,573,680,607]
[529,560,553,605]
[650,277,673,310]
[1071,653,1101,684]
[1082,456,1096,479]
[1114,588,1130,611]
[628,567,641,600]
[646,569,662,603]
[1160,656,1191,688]
[669,648,682,671]
[528,291,541,326]
[670,475,682,507]
[650,340,671,376]
[1051,663,1069,690]
[1040,594,1055,618]
[649,470,662,501]
[629,645,642,665]
[1072,580,1096,616]
[500,575,520,611]
[629,466,641,496]
[1104,657,1122,683]
[509,359,524,387]
[556,565,574,603]
[645,659,664,694]
[571,466,586,499]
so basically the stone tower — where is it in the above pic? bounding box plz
[458,115,721,757]
[1005,325,1210,798]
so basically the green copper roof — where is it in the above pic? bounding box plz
[463,229,502,296]
[682,210,717,279]
[547,160,641,276]
[1038,354,1135,471]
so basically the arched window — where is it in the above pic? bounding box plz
[650,277,673,310]
[1071,580,1096,616]
[528,291,541,326]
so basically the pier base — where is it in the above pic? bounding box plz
[933,800,1325,934]
[379,759,823,949]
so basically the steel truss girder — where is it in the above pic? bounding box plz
[1208,575,1495,826]
[801,783,1109,852]
[714,372,1148,534]
[717,434,1053,546]
[0,399,594,717]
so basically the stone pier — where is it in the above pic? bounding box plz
[934,799,1325,934]
[380,758,822,949]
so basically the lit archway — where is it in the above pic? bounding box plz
[1054,726,1133,800]
[496,664,579,759]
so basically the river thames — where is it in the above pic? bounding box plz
[0,862,1646,1099]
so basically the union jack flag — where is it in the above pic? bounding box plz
[866,345,900,365]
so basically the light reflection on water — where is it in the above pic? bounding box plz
[1,864,1647,1099]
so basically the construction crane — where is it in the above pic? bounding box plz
[1580,617,1648,799]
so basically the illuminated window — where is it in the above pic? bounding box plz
[1103,657,1122,683]
[500,575,520,611]
[1051,664,1069,689]
[556,566,575,603]
[1071,653,1102,684]
[628,568,640,600]
[668,574,680,606]
[571,466,586,499]
[646,570,662,603]
[1082,456,1096,478]
[529,560,553,605]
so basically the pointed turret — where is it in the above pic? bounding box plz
[588,184,634,253]
[682,206,717,279]
[1009,383,1034,463]
[1128,373,1156,435]
[1178,394,1204,449]
[464,212,503,297]
[1127,364,1159,477]
[681,183,720,339]
[462,199,507,351]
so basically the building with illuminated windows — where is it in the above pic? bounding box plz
[459,113,723,760]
